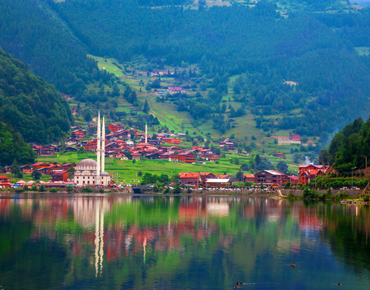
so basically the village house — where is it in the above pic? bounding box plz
[131,152,142,160]
[160,151,178,161]
[254,170,286,186]
[178,152,195,163]
[72,130,85,140]
[220,139,235,151]
[244,174,255,182]
[298,165,329,185]
[161,138,182,145]
[52,169,69,182]
[179,173,201,186]
[108,123,125,133]
[282,175,299,185]
[20,164,33,174]
[0,175,11,188]
[206,178,232,188]
[272,153,286,159]
[65,138,80,146]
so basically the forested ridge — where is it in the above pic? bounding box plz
[0,47,72,143]
[1,0,370,142]
[0,0,113,96]
[0,122,36,167]
[50,0,370,137]
[319,117,370,173]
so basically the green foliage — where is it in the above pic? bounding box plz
[38,184,45,192]
[31,185,37,191]
[172,184,182,194]
[49,187,58,193]
[66,185,74,193]
[364,195,370,202]
[321,117,370,173]
[303,187,318,199]
[99,188,104,193]
[23,185,29,191]
[315,176,369,189]
[0,47,72,143]
[49,1,370,137]
[32,169,42,181]
[11,159,23,178]
[0,0,112,96]
[0,123,35,166]
[276,161,288,173]
[82,186,93,193]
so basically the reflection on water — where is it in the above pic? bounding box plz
[1,195,370,289]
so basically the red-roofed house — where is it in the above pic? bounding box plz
[178,152,195,163]
[109,123,124,133]
[254,170,286,186]
[52,170,68,182]
[298,165,329,185]
[291,134,301,141]
[244,174,255,182]
[179,173,201,186]
[162,138,182,145]
[72,130,85,140]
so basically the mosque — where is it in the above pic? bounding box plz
[74,112,111,187]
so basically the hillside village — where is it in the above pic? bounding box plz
[0,117,333,191]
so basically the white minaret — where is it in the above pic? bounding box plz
[102,116,105,173]
[145,122,148,143]
[96,111,101,186]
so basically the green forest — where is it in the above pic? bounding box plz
[0,122,36,167]
[0,0,113,97]
[51,0,370,137]
[319,117,370,173]
[1,0,370,147]
[0,47,72,143]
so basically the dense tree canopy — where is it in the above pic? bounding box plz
[0,0,112,96]
[0,122,36,167]
[0,47,72,143]
[51,0,370,136]
[319,117,370,173]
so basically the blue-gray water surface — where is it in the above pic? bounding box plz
[1,195,370,289]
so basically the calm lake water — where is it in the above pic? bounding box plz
[1,195,370,290]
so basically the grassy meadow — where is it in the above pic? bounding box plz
[37,149,300,185]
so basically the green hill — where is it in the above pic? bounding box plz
[0,46,72,143]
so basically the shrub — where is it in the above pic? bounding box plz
[31,185,37,191]
[66,185,74,193]
[23,185,29,191]
[338,191,349,199]
[15,187,23,193]
[364,195,370,202]
[49,187,58,193]
[82,186,93,193]
[187,187,193,193]
[99,188,104,193]
[303,187,318,198]
[164,187,170,194]
[172,184,182,194]
[39,184,45,192]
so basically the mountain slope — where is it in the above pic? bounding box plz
[0,0,112,96]
[0,46,72,143]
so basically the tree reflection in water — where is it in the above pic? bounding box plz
[0,196,370,289]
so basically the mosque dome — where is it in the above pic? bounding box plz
[77,159,97,167]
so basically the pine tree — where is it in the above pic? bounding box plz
[144,99,150,113]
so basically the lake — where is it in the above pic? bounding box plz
[1,194,370,289]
